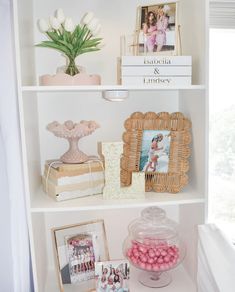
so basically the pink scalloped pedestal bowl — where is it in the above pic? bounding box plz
[40,73,101,85]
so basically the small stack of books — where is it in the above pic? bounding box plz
[42,160,104,202]
[121,56,192,86]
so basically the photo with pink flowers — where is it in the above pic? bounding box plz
[66,233,97,284]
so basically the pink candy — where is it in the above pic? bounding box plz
[127,249,132,257]
[148,249,155,258]
[145,263,152,270]
[164,255,170,263]
[139,246,148,254]
[140,255,147,263]
[152,264,160,271]
[147,258,154,264]
[139,262,146,269]
[127,240,180,272]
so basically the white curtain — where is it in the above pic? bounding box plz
[198,224,235,292]
[210,0,235,28]
[0,0,33,291]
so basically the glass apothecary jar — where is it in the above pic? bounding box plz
[123,206,186,288]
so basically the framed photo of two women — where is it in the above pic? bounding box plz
[137,1,178,55]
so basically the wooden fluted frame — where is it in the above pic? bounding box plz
[121,112,191,193]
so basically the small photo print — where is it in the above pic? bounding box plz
[139,130,171,173]
[95,260,130,292]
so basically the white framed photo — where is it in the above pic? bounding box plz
[95,260,130,292]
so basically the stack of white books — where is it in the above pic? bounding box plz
[121,56,192,86]
[42,160,104,202]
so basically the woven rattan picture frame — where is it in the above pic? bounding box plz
[121,112,191,193]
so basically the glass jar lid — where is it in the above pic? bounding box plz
[128,207,178,242]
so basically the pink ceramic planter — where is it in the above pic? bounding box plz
[40,73,101,86]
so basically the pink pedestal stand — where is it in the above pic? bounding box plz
[47,120,100,164]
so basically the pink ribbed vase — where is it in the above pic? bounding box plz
[40,73,101,86]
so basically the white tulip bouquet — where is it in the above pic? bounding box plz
[37,9,103,76]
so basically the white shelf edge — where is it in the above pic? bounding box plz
[21,84,206,93]
[45,265,196,292]
[30,188,205,213]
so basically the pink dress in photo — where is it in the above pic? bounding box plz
[156,16,169,46]
[146,24,157,52]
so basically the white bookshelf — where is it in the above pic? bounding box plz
[13,0,208,291]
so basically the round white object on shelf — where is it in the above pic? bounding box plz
[102,90,129,101]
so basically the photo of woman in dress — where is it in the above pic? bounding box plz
[155,5,170,52]
[145,133,164,172]
[140,130,171,173]
[139,2,177,54]
[143,11,157,52]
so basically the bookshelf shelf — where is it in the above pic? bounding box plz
[30,187,205,213]
[21,84,205,93]
[45,265,196,292]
